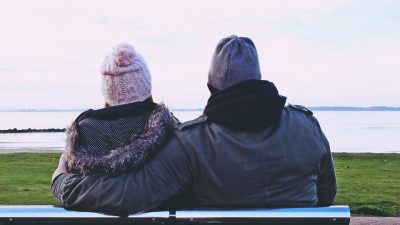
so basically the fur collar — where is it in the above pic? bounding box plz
[65,104,175,175]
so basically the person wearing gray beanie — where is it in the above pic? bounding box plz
[52,36,336,216]
[63,43,177,176]
[204,35,287,131]
[208,35,261,91]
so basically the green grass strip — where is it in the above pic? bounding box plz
[333,153,399,216]
[0,152,399,216]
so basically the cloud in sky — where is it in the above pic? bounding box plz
[0,0,399,109]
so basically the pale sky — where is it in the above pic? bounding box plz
[0,0,399,109]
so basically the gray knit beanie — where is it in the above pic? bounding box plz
[101,43,152,106]
[208,35,261,91]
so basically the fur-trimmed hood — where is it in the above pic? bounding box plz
[65,103,176,175]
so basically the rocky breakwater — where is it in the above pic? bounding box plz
[0,128,66,133]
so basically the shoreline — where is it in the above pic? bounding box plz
[0,149,63,154]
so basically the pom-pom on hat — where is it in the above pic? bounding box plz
[101,43,152,106]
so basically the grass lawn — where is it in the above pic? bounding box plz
[333,153,399,217]
[0,153,60,205]
[0,152,399,216]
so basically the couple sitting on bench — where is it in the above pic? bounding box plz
[51,35,337,217]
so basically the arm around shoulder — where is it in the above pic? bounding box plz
[51,136,194,216]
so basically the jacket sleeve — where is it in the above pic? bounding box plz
[313,117,337,206]
[51,136,195,216]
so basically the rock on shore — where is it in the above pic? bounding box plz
[0,128,66,133]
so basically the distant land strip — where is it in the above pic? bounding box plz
[0,128,66,133]
[308,106,400,111]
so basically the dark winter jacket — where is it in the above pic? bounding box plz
[64,100,176,175]
[52,80,336,216]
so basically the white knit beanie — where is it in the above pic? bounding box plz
[101,43,152,106]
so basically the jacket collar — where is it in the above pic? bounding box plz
[76,99,157,122]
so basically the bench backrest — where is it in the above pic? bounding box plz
[0,205,350,225]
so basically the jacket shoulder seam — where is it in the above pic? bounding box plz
[176,115,208,131]
[288,104,313,115]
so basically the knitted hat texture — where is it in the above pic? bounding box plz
[208,35,261,90]
[101,43,152,106]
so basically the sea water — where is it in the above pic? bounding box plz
[0,111,399,153]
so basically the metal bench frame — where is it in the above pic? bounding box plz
[0,205,350,225]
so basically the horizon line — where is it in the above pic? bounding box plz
[1,106,400,112]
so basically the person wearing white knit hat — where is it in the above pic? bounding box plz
[61,43,177,176]
[101,43,152,107]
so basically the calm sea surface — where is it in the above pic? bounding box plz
[0,111,399,153]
